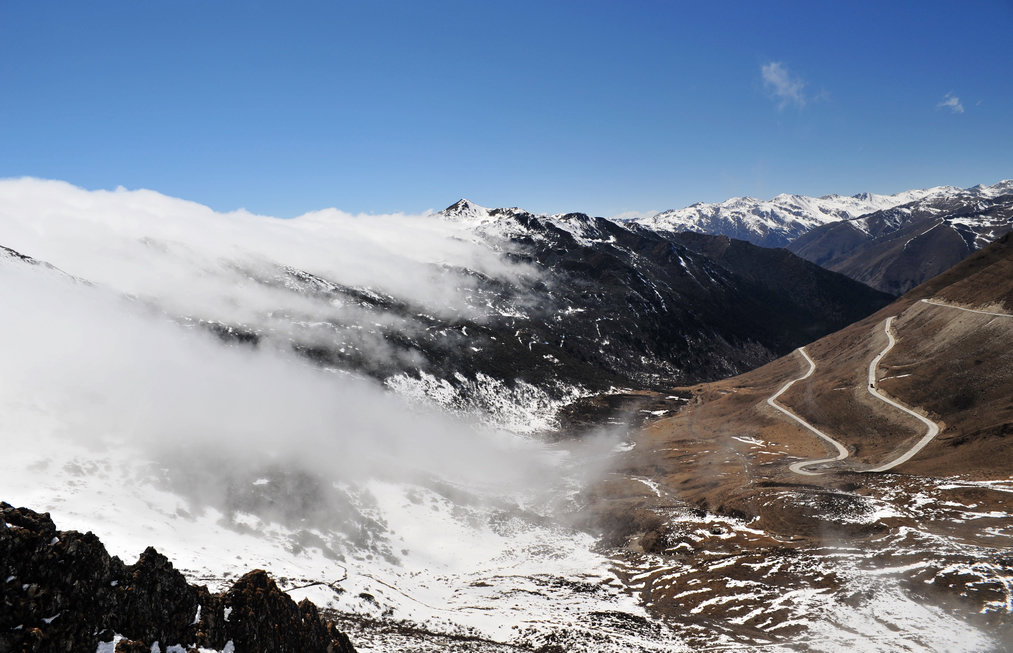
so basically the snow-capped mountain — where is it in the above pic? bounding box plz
[788,181,1013,294]
[4,179,1010,651]
[0,180,895,650]
[0,180,892,433]
[625,181,1012,248]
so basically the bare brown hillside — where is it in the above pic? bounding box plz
[584,232,1013,648]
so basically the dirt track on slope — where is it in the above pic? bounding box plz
[579,234,1013,646]
[604,294,1013,529]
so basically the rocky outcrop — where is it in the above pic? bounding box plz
[0,502,356,653]
[119,547,203,647]
[196,570,355,653]
[0,504,123,651]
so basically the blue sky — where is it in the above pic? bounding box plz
[2,1,1011,217]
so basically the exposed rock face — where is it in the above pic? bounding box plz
[198,570,355,653]
[119,547,202,646]
[0,504,123,652]
[0,502,356,653]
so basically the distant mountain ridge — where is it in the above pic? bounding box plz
[787,182,1013,294]
[441,180,1013,329]
[620,180,1013,249]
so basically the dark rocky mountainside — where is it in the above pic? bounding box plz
[1,204,893,428]
[388,202,892,396]
[0,502,356,653]
[788,190,1013,295]
[664,231,894,340]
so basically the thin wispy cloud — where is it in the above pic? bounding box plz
[937,92,964,114]
[761,61,806,109]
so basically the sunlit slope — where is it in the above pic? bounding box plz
[789,185,1013,295]
[589,233,1013,646]
[633,229,1012,498]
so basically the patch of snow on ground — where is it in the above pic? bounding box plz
[385,371,590,434]
[0,423,669,650]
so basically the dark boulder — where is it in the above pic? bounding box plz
[0,502,357,653]
[1,502,123,652]
[116,547,202,646]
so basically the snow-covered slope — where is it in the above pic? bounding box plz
[625,183,1013,247]
[2,179,1008,651]
[2,247,1002,652]
[442,198,621,248]
[789,182,1013,294]
[0,236,668,650]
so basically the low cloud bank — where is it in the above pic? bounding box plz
[0,262,552,489]
[0,179,622,537]
[0,178,539,376]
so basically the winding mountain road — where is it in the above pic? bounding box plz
[920,298,1013,319]
[766,347,849,476]
[864,317,941,472]
[773,299,1012,475]
[771,315,945,475]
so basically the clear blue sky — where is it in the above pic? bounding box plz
[2,1,1011,217]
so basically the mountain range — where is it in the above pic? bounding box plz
[626,180,1012,246]
[623,179,1013,295]
[787,182,1013,294]
[2,178,1012,651]
[0,180,894,434]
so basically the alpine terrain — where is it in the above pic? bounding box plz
[1,179,1010,652]
[787,180,1013,294]
[629,180,1013,297]
[597,230,1013,650]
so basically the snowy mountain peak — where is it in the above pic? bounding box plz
[442,198,491,219]
[439,200,611,248]
[624,181,1010,248]
[440,198,531,223]
[973,179,1013,198]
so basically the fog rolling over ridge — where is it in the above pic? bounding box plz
[6,178,1001,651]
[0,177,592,510]
[0,261,553,489]
[0,178,567,427]
[0,178,653,648]
[0,178,536,338]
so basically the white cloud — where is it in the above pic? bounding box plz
[761,61,806,109]
[0,178,538,336]
[937,92,964,114]
[0,178,561,489]
[0,177,636,641]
